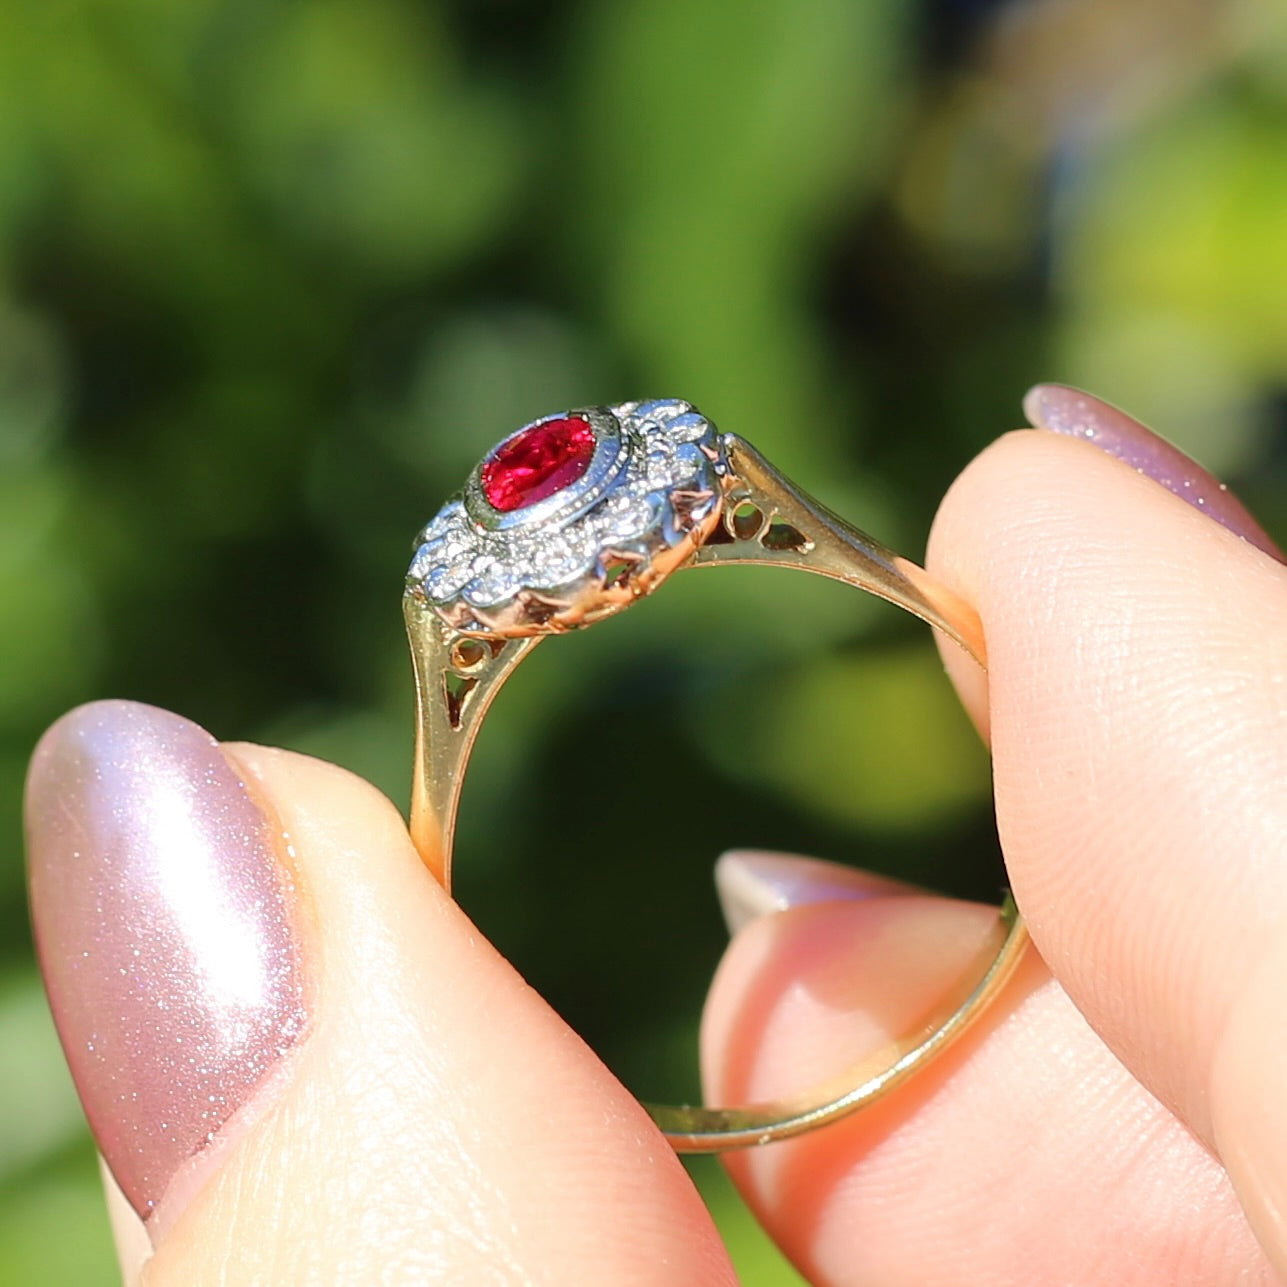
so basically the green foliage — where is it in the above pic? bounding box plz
[696,643,992,837]
[0,0,1284,1278]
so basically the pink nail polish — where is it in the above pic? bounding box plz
[714,850,914,935]
[25,701,309,1226]
[1024,384,1284,563]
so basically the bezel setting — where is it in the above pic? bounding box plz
[407,400,727,636]
[465,407,626,532]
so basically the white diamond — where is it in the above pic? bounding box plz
[493,535,535,566]
[595,494,655,539]
[425,558,475,601]
[528,536,593,587]
[409,543,438,581]
[645,447,693,490]
[420,531,471,570]
[631,399,689,425]
[462,557,521,608]
[420,501,468,545]
[662,411,707,442]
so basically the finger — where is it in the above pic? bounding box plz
[924,416,1287,1265]
[702,875,1273,1287]
[27,701,732,1285]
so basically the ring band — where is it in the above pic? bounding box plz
[403,400,1028,1150]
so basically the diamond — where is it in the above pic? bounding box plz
[529,535,593,587]
[409,400,726,628]
[480,415,596,513]
[426,558,475,601]
[594,494,655,540]
[645,447,688,490]
[462,557,522,607]
[409,544,437,581]
[632,399,689,424]
[661,412,708,442]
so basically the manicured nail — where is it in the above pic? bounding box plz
[1024,384,1284,563]
[714,850,914,936]
[25,701,309,1227]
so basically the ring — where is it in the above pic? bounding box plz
[403,399,1029,1150]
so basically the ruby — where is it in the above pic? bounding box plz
[481,415,596,512]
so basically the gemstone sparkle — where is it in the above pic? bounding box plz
[480,415,596,513]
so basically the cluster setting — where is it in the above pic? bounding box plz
[406,400,727,636]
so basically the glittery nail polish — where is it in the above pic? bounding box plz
[25,700,309,1225]
[1024,384,1284,562]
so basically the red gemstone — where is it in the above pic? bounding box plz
[480,415,596,512]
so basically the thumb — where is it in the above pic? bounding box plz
[26,701,731,1285]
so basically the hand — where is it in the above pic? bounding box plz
[26,388,1287,1284]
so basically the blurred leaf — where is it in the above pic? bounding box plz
[573,0,911,476]
[1057,89,1287,460]
[694,643,991,833]
[895,79,1045,274]
[6,2,277,315]
[1053,308,1262,476]
[223,0,526,277]
[367,306,605,484]
[0,973,85,1181]
[0,1163,116,1287]
[0,467,102,731]
[0,302,66,466]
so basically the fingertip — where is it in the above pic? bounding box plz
[124,741,731,1283]
[101,1159,147,1287]
[701,894,1271,1286]
[1211,937,1287,1279]
[924,415,1287,1154]
[923,432,1047,740]
[24,704,313,1237]
[702,895,1003,1109]
[700,894,1029,1281]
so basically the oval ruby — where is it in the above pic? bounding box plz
[480,415,596,513]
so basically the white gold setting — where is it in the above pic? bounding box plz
[463,406,627,534]
[406,399,726,635]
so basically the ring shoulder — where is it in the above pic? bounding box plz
[693,434,986,667]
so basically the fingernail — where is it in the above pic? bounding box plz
[714,850,914,935]
[25,700,309,1228]
[1024,384,1284,563]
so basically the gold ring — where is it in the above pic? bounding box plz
[403,399,1028,1150]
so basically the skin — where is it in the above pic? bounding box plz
[93,429,1287,1284]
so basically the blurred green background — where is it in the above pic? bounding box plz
[1,0,1286,1281]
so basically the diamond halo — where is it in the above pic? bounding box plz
[407,400,727,636]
